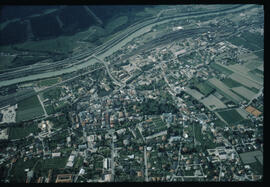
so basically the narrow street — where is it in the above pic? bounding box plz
[37,94,48,117]
[144,146,149,182]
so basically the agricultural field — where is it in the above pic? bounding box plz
[9,158,39,183]
[216,60,263,92]
[231,86,256,101]
[210,62,233,75]
[227,31,263,52]
[227,63,251,75]
[194,81,215,96]
[222,78,242,88]
[42,87,63,100]
[212,119,226,128]
[254,50,264,60]
[226,63,263,85]
[244,57,263,70]
[236,108,249,119]
[208,78,243,103]
[0,55,16,70]
[217,109,244,125]
[239,151,263,164]
[37,77,60,87]
[249,159,263,175]
[247,71,263,84]
[200,94,227,111]
[8,122,39,139]
[105,16,128,34]
[257,64,264,72]
[39,157,68,170]
[249,68,263,78]
[16,95,44,122]
[184,87,204,100]
[229,73,261,90]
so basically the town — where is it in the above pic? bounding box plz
[0,4,263,182]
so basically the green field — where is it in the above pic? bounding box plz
[230,89,249,102]
[212,119,226,128]
[73,156,84,169]
[254,50,264,60]
[249,159,263,175]
[105,16,128,34]
[37,77,60,87]
[16,95,44,122]
[217,109,244,125]
[9,156,69,182]
[40,157,68,169]
[227,32,263,52]
[249,68,264,77]
[210,63,233,75]
[194,123,218,149]
[0,55,16,70]
[9,158,39,182]
[42,87,62,100]
[194,81,215,95]
[9,123,39,139]
[222,78,242,88]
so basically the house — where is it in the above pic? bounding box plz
[55,174,73,183]
[52,152,61,158]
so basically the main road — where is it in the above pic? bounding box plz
[0,4,255,88]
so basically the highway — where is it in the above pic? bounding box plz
[0,4,255,88]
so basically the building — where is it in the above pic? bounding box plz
[103,158,111,170]
[52,152,61,158]
[104,174,112,182]
[26,170,34,183]
[66,155,75,167]
[55,174,73,183]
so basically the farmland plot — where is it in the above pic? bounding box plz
[247,71,263,83]
[16,95,44,122]
[229,63,263,84]
[257,64,264,72]
[201,94,227,111]
[236,108,249,119]
[239,151,263,164]
[184,87,204,100]
[228,63,251,74]
[231,86,256,101]
[217,109,244,125]
[217,62,263,87]
[229,73,261,90]
[244,59,263,71]
[208,78,243,103]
